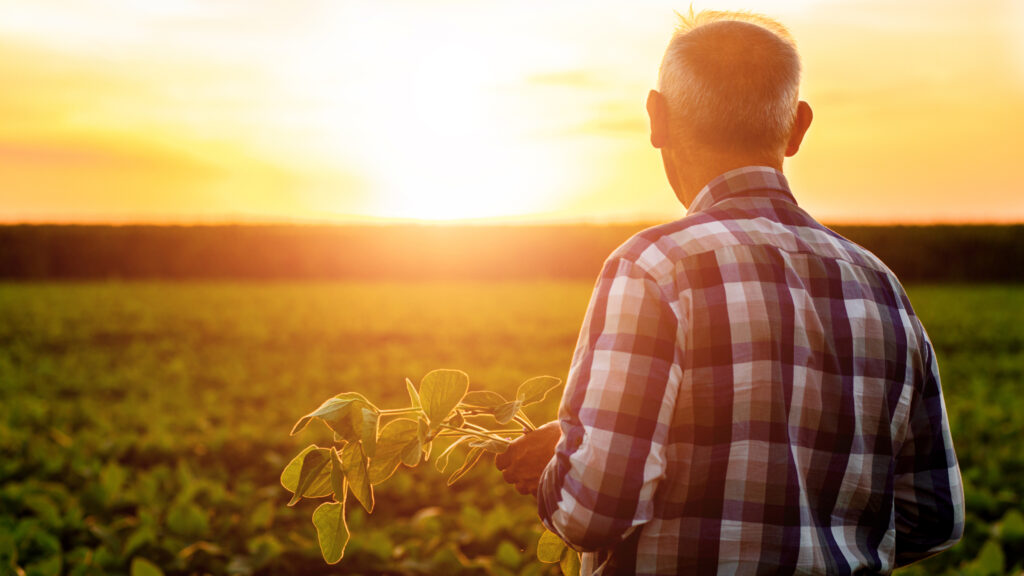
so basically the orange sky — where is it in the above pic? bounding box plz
[1,0,1022,224]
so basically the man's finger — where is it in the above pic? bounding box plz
[502,468,517,484]
[515,481,535,495]
[495,448,513,470]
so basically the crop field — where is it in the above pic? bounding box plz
[1,282,1022,575]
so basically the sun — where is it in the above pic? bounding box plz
[345,26,569,222]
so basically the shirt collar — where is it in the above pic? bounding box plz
[687,166,796,215]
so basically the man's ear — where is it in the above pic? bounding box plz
[785,100,813,157]
[647,89,670,149]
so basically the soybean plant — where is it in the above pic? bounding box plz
[281,369,581,574]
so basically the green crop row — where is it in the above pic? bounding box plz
[0,282,1021,575]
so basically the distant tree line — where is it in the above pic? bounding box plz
[0,224,1021,283]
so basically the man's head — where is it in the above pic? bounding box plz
[647,10,813,205]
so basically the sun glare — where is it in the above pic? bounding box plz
[362,47,559,221]
[371,40,526,221]
[306,5,575,223]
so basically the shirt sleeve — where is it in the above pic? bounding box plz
[893,333,965,566]
[537,256,681,551]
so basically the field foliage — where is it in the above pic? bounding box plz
[0,282,1021,575]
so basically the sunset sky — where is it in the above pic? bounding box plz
[1,0,1022,224]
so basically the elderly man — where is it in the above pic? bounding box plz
[496,10,964,575]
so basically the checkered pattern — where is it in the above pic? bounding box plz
[537,166,964,575]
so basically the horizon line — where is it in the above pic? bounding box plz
[1,218,1022,228]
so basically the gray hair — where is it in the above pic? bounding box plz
[657,9,801,154]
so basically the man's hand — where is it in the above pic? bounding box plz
[495,421,561,495]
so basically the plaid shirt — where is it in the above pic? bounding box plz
[537,166,964,575]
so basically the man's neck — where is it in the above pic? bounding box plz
[672,147,784,208]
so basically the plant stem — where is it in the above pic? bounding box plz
[438,424,511,444]
[514,413,537,431]
[377,408,422,416]
[434,430,525,441]
[461,421,529,438]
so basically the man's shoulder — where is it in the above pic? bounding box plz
[606,209,902,286]
[602,212,729,278]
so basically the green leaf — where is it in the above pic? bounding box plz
[416,417,435,459]
[324,403,378,451]
[130,557,165,576]
[337,391,375,406]
[447,446,485,486]
[560,549,581,576]
[367,419,420,484]
[1000,509,1024,546]
[495,540,521,569]
[434,437,470,473]
[291,393,378,442]
[358,407,378,458]
[246,534,285,564]
[290,396,349,436]
[247,501,275,532]
[341,442,374,513]
[536,529,566,563]
[0,528,17,568]
[99,462,127,504]
[973,539,1005,576]
[517,376,562,406]
[418,418,430,447]
[288,447,332,506]
[312,501,349,565]
[13,520,60,558]
[166,502,209,538]
[124,525,156,557]
[281,445,333,498]
[402,424,424,467]
[493,401,522,424]
[25,555,61,576]
[330,448,346,501]
[22,494,61,529]
[461,390,507,409]
[405,378,422,409]
[419,369,469,430]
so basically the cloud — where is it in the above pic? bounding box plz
[0,139,213,172]
[0,137,220,221]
